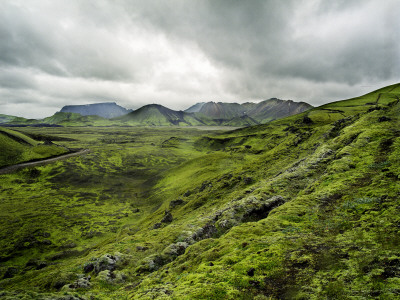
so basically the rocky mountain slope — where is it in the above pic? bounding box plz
[185,102,206,113]
[246,98,312,123]
[188,98,312,124]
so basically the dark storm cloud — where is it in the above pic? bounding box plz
[0,0,399,118]
[131,0,399,99]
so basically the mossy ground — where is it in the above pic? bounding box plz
[1,84,400,299]
[0,126,229,298]
[0,127,68,167]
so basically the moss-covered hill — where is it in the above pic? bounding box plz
[0,127,68,167]
[115,104,205,126]
[0,83,399,299]
[122,83,400,299]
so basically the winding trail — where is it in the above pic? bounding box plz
[0,149,90,175]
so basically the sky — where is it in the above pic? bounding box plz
[0,0,399,118]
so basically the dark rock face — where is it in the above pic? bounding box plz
[3,267,18,279]
[161,210,173,223]
[185,99,313,124]
[169,199,185,209]
[302,116,313,124]
[60,102,131,119]
[153,222,162,229]
[183,190,192,197]
[243,177,253,185]
[247,267,255,276]
[83,263,94,273]
[378,116,391,122]
[153,210,174,228]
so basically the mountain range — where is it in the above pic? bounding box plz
[186,98,311,123]
[0,98,312,127]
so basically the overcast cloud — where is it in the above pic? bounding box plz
[0,0,399,118]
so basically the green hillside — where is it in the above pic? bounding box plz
[115,104,205,126]
[43,112,114,126]
[5,116,39,125]
[0,84,399,299]
[0,114,19,123]
[0,127,68,167]
[308,83,400,123]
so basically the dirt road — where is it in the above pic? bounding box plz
[0,149,90,174]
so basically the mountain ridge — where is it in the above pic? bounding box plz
[2,98,312,127]
[186,98,313,123]
[60,102,132,119]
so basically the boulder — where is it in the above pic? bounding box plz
[83,262,94,273]
[61,276,91,290]
[94,254,121,273]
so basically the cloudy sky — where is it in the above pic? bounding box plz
[1,0,399,118]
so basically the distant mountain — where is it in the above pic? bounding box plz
[0,114,18,123]
[1,99,312,127]
[215,115,259,127]
[191,102,247,119]
[60,102,131,119]
[115,104,205,126]
[186,98,313,123]
[246,98,312,123]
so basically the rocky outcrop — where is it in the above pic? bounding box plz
[138,195,285,273]
[153,210,173,229]
[62,253,126,291]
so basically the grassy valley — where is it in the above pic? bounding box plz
[0,84,399,299]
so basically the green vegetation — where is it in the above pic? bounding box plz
[115,104,205,126]
[0,114,19,123]
[0,127,68,167]
[42,112,116,127]
[0,84,399,299]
